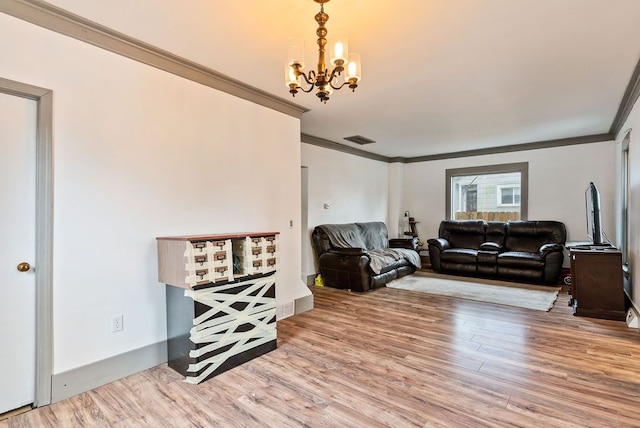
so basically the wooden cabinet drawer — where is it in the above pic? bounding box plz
[158,233,279,288]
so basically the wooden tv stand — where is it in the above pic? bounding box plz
[568,247,625,321]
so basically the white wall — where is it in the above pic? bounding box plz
[387,162,405,239]
[1,14,308,374]
[300,141,617,279]
[301,143,389,276]
[617,97,640,310]
[400,141,616,245]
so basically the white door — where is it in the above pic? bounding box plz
[0,92,37,414]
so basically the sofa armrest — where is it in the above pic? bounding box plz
[389,237,418,251]
[427,238,450,251]
[317,251,373,291]
[328,247,367,256]
[480,242,503,252]
[539,243,564,257]
[427,238,449,272]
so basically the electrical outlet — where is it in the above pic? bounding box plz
[111,314,123,333]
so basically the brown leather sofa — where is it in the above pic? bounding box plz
[427,220,566,284]
[312,222,421,292]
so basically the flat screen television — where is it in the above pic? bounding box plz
[585,182,605,245]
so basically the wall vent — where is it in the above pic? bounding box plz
[343,135,376,145]
[277,301,295,320]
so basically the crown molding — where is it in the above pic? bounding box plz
[301,133,390,162]
[402,133,614,163]
[303,133,614,164]
[610,55,640,137]
[0,0,308,119]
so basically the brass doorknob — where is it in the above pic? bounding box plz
[17,262,31,272]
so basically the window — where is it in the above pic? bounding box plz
[497,185,521,207]
[446,163,528,221]
[462,184,477,212]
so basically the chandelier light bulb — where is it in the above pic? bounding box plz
[330,31,348,66]
[346,53,361,82]
[284,61,300,87]
[334,43,343,59]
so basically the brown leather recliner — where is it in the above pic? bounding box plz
[427,220,566,284]
[312,222,421,292]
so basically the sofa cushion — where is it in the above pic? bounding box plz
[377,258,413,274]
[485,221,507,247]
[441,248,478,264]
[368,248,421,274]
[477,249,498,265]
[504,221,566,253]
[439,220,486,250]
[497,251,544,268]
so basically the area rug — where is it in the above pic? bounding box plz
[386,271,561,311]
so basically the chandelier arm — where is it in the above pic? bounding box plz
[326,67,343,85]
[329,81,349,90]
[296,70,317,92]
[297,70,314,86]
[298,84,316,94]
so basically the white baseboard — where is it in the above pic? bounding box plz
[624,289,640,331]
[305,274,316,286]
[50,294,314,403]
[627,307,639,329]
[295,293,314,314]
[51,341,167,403]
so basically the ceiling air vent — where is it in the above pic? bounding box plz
[343,135,376,145]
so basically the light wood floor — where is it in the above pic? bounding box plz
[3,283,640,427]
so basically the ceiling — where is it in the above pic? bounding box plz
[47,0,640,158]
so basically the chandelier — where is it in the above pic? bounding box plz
[285,0,362,103]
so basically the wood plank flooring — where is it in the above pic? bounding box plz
[3,283,640,427]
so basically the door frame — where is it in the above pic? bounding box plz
[0,77,53,407]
